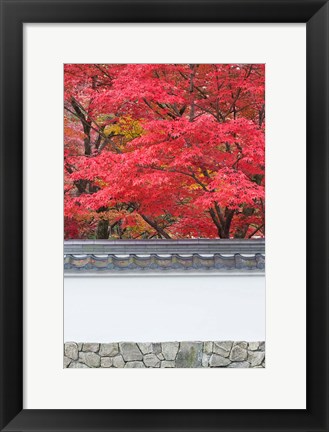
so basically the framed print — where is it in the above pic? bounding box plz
[0,1,328,432]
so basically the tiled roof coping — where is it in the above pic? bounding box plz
[64,253,265,273]
[64,239,265,273]
[64,238,265,255]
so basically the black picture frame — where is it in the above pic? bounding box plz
[0,0,328,431]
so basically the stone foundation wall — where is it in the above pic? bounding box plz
[64,341,265,368]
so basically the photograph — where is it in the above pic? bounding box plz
[63,63,266,369]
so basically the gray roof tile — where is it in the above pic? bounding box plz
[64,239,265,274]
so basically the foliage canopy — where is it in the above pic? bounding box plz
[64,64,265,239]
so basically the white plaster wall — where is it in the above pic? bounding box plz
[64,274,265,342]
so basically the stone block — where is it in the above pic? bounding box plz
[83,343,100,353]
[143,354,160,367]
[119,343,143,361]
[233,341,248,350]
[124,361,145,368]
[161,360,175,368]
[79,352,101,368]
[228,361,250,368]
[161,342,179,360]
[63,356,71,368]
[101,357,113,368]
[213,341,232,357]
[230,345,247,361]
[176,342,203,368]
[138,343,153,355]
[209,354,231,367]
[248,350,265,367]
[65,342,78,360]
[99,343,119,357]
[202,353,210,367]
[259,342,265,351]
[248,342,260,351]
[69,361,89,368]
[203,341,213,355]
[152,343,162,354]
[112,355,125,368]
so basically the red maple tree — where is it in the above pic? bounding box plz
[64,64,265,239]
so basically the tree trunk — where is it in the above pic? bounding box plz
[222,208,234,238]
[209,206,234,238]
[96,219,109,239]
[141,214,171,239]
